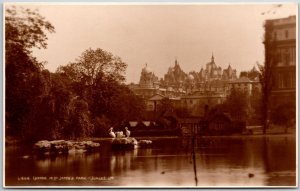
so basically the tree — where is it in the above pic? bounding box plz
[271,101,295,133]
[247,69,260,81]
[5,6,55,138]
[223,89,248,121]
[68,99,94,139]
[57,47,145,136]
[56,48,128,108]
[259,20,277,134]
[6,6,55,53]
[156,98,174,118]
[91,78,145,124]
[26,72,75,141]
[58,48,127,86]
[249,90,262,125]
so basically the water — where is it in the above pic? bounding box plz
[5,135,296,187]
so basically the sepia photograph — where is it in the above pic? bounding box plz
[4,2,297,188]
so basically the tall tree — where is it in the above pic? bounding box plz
[58,48,127,86]
[5,6,55,138]
[259,20,277,134]
[57,48,145,135]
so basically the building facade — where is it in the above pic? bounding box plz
[265,15,296,104]
[129,55,260,118]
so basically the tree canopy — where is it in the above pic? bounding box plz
[6,6,55,53]
[5,6,55,138]
[5,7,145,141]
[57,48,127,85]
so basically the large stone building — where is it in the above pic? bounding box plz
[265,15,296,104]
[129,55,261,118]
[129,63,185,100]
[228,76,261,96]
[198,54,237,82]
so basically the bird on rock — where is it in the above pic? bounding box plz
[125,127,130,137]
[108,127,116,138]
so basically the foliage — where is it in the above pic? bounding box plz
[271,101,295,133]
[239,70,260,81]
[259,20,277,134]
[68,99,94,139]
[93,115,112,137]
[91,78,146,124]
[57,48,127,85]
[56,48,146,136]
[6,6,55,53]
[174,106,190,118]
[5,7,159,140]
[156,98,174,117]
[223,89,249,121]
[5,6,55,138]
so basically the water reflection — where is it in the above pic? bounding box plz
[5,136,296,187]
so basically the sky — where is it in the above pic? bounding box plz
[9,3,297,83]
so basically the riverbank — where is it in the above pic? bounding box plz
[5,125,296,146]
[245,125,296,135]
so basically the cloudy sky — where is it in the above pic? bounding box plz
[11,3,297,83]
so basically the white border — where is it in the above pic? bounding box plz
[2,2,298,189]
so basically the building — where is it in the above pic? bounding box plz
[197,55,237,83]
[130,64,166,99]
[265,15,296,104]
[129,55,241,119]
[130,63,186,99]
[180,94,226,116]
[228,76,261,96]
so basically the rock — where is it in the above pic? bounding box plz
[111,137,138,150]
[34,140,51,153]
[115,131,125,138]
[138,140,153,148]
[34,140,100,155]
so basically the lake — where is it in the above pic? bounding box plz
[5,135,296,187]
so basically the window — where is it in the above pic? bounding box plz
[285,30,289,39]
[252,87,259,95]
[285,51,290,66]
[274,32,277,40]
[283,72,288,88]
[277,50,282,62]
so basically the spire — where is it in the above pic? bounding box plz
[211,52,214,63]
[175,58,178,66]
[252,65,257,71]
[228,63,232,69]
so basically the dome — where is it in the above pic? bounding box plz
[142,63,152,73]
